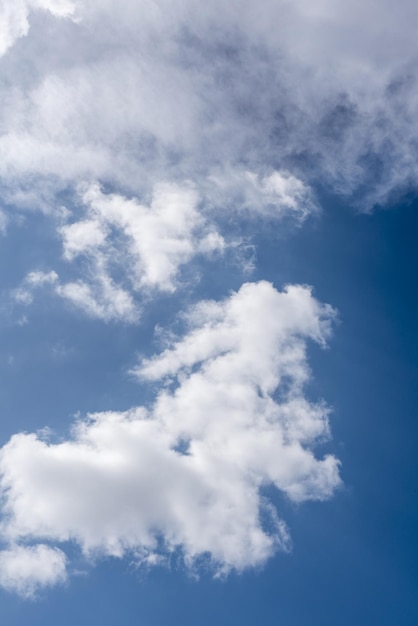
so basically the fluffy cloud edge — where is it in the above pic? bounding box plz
[0,544,67,598]
[11,174,314,323]
[0,281,341,590]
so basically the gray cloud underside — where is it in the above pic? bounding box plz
[6,0,417,321]
[0,0,417,212]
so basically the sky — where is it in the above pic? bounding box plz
[0,1,417,624]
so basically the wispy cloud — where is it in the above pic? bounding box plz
[13,182,227,322]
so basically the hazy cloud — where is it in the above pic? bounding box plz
[0,0,416,211]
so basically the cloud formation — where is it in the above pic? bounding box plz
[3,0,408,598]
[14,182,227,322]
[0,544,67,598]
[0,0,416,213]
[0,281,340,593]
[61,182,224,291]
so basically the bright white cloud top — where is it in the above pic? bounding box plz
[0,281,340,593]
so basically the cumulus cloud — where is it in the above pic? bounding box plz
[0,544,67,598]
[0,281,340,583]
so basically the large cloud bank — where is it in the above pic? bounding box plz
[0,0,417,214]
[0,281,340,595]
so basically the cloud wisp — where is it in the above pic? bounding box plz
[13,173,315,323]
[13,182,227,322]
[0,281,340,595]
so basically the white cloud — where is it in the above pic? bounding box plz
[207,170,317,220]
[14,265,138,323]
[0,0,77,58]
[56,272,138,323]
[0,281,340,580]
[12,270,59,305]
[0,0,416,212]
[0,544,67,598]
[72,182,224,293]
[0,208,8,234]
[11,170,313,321]
[14,182,226,322]
[26,270,59,286]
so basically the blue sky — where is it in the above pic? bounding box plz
[0,1,417,624]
